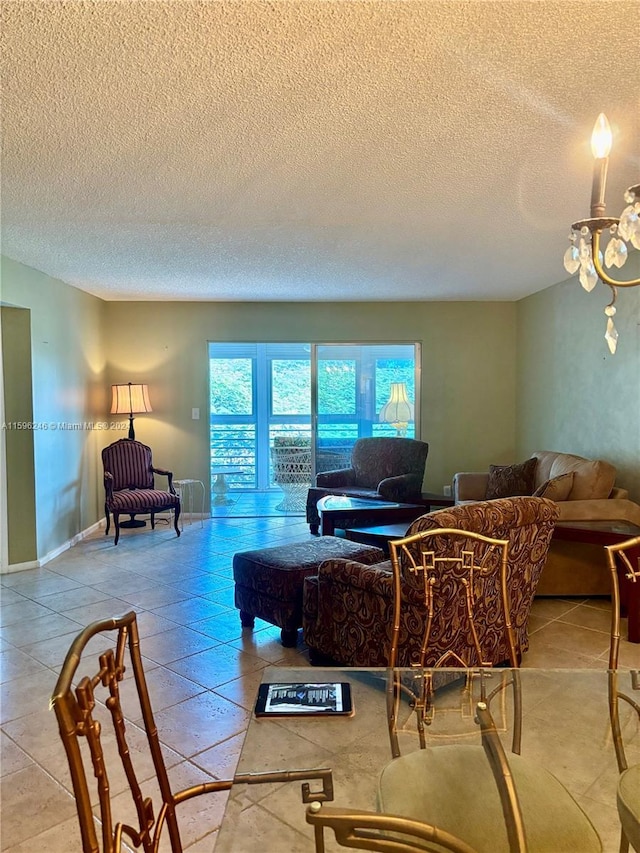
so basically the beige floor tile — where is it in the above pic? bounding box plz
[1,668,60,725]
[0,599,57,627]
[192,731,245,780]
[0,764,78,849]
[152,692,251,759]
[559,602,614,633]
[526,620,611,660]
[0,731,34,776]
[1,815,86,853]
[212,668,270,712]
[140,625,219,665]
[166,643,267,689]
[0,646,47,683]
[530,597,582,620]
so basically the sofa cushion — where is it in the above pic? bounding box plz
[485,457,537,499]
[538,451,617,500]
[533,472,574,501]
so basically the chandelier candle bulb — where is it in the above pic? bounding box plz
[564,113,639,353]
[590,114,612,218]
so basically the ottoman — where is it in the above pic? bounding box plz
[233,537,386,647]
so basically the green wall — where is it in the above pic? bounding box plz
[517,257,640,502]
[1,257,106,565]
[104,300,519,503]
[1,307,37,563]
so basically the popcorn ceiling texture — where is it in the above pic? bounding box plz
[1,1,638,301]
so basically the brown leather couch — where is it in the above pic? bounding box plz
[453,450,640,595]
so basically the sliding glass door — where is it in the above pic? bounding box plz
[209,342,420,512]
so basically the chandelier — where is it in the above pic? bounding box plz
[563,113,640,353]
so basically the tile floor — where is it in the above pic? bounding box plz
[0,513,637,852]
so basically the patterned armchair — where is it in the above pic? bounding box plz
[102,439,181,545]
[306,437,429,533]
[302,497,559,666]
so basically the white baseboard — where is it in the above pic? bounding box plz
[0,518,106,574]
[0,558,40,574]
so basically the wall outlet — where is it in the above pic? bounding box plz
[191,408,200,420]
[443,485,452,497]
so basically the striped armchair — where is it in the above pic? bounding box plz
[102,439,181,545]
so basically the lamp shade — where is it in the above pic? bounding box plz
[110,383,152,415]
[379,382,414,426]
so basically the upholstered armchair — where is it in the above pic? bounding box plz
[102,439,181,545]
[302,496,559,667]
[306,437,429,534]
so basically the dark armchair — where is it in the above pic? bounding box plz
[306,437,429,534]
[102,438,181,545]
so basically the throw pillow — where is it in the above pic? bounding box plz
[533,472,574,501]
[485,457,538,500]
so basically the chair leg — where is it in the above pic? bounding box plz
[310,524,320,535]
[105,506,110,535]
[113,514,121,545]
[173,504,181,538]
[150,513,156,530]
[240,611,255,628]
[281,628,299,647]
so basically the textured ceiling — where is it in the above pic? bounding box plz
[1,0,638,302]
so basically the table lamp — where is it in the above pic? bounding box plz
[379,382,414,437]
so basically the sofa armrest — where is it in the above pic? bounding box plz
[316,467,356,487]
[610,486,629,500]
[556,498,640,526]
[378,473,423,503]
[453,472,489,503]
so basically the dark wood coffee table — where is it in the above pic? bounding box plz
[345,522,411,551]
[316,496,425,537]
[553,520,640,643]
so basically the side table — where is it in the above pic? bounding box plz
[211,468,243,506]
[553,521,640,643]
[174,479,205,529]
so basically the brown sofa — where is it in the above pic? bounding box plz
[453,450,640,595]
[302,497,559,667]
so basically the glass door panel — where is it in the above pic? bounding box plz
[314,344,420,474]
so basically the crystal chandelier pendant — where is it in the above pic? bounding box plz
[563,245,580,274]
[604,304,618,354]
[604,237,628,269]
[617,205,638,242]
[579,260,598,292]
[605,317,618,354]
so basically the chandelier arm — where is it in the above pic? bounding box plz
[592,231,640,289]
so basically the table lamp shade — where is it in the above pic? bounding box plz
[111,383,152,415]
[379,382,414,436]
[110,383,152,440]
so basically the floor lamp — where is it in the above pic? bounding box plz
[110,382,153,528]
[110,382,152,440]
